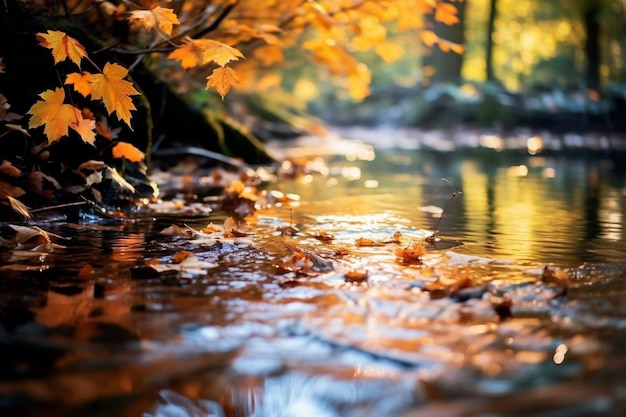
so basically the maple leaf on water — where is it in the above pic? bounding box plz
[129,6,180,38]
[65,71,93,97]
[89,63,139,127]
[206,66,239,99]
[36,30,88,66]
[112,141,145,163]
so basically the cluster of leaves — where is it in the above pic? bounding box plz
[1,0,462,218]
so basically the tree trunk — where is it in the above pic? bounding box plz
[583,3,601,91]
[485,0,498,82]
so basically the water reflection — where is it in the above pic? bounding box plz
[2,141,626,417]
[283,150,626,265]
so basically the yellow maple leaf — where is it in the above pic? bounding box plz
[111,141,145,162]
[89,63,139,127]
[206,66,239,99]
[27,88,96,144]
[200,40,244,67]
[36,30,88,66]
[65,71,93,97]
[28,88,77,143]
[168,38,203,69]
[128,6,180,38]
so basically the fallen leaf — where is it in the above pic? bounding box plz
[6,196,31,219]
[112,141,145,162]
[0,160,21,177]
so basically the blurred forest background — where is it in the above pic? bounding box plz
[282,0,626,135]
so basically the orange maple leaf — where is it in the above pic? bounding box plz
[28,88,78,142]
[111,141,145,162]
[36,30,88,66]
[89,63,139,127]
[28,88,96,144]
[70,109,96,145]
[129,6,180,38]
[65,71,93,97]
[206,66,239,99]
[168,38,203,69]
[200,40,244,67]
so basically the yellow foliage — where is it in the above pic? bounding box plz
[128,6,180,38]
[89,63,139,127]
[36,30,87,66]
[27,88,96,144]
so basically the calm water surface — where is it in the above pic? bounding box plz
[1,136,625,416]
[285,148,626,266]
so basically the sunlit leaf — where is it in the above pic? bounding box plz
[206,66,239,99]
[27,88,77,143]
[200,40,244,67]
[36,30,88,66]
[6,196,31,219]
[89,63,139,127]
[129,6,180,38]
[65,71,93,97]
[112,141,145,162]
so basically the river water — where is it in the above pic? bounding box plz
[1,132,625,416]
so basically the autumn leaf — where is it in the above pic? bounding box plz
[111,141,145,162]
[0,93,22,121]
[27,88,96,144]
[168,39,203,69]
[66,71,93,97]
[128,6,180,38]
[27,88,78,143]
[89,62,139,127]
[36,30,88,66]
[421,30,439,47]
[70,110,97,145]
[206,66,239,99]
[435,2,460,26]
[200,40,244,67]
[168,37,243,69]
[0,160,21,178]
[6,196,31,219]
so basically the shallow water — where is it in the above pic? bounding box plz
[1,136,626,416]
